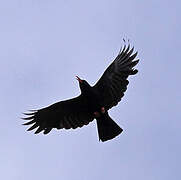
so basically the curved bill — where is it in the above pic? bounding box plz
[76,76,83,83]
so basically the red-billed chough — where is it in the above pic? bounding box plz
[22,43,139,142]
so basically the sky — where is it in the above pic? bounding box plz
[0,0,180,179]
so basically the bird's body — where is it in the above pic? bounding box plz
[23,43,139,142]
[82,87,102,113]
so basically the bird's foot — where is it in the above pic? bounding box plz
[93,107,105,118]
[94,112,101,118]
[101,107,105,113]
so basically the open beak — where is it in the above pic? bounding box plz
[76,76,83,83]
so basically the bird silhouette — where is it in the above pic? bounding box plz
[22,43,139,142]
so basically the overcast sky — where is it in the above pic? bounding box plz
[0,0,180,180]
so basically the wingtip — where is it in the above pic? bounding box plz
[21,116,34,120]
[23,112,35,116]
[43,128,52,135]
[22,120,36,125]
[34,127,44,134]
[131,69,138,75]
[28,109,37,112]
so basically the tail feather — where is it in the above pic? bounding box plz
[96,112,123,142]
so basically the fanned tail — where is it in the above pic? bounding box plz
[96,112,123,142]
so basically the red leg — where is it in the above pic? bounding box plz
[94,112,101,118]
[101,107,105,113]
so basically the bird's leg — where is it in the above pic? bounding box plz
[94,112,101,118]
[93,107,105,118]
[101,107,105,114]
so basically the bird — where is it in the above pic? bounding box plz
[22,42,139,142]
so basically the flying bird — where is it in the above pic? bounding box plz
[22,43,139,142]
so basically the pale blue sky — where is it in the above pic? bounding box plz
[0,0,180,180]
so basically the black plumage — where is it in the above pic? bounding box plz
[22,43,139,142]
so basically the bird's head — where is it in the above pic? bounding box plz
[76,76,91,93]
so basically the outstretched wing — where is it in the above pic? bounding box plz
[22,95,94,134]
[93,44,139,110]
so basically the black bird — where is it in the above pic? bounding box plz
[22,43,139,142]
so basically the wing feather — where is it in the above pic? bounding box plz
[93,44,139,110]
[22,95,94,134]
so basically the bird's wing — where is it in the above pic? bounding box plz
[93,44,139,110]
[22,95,94,134]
